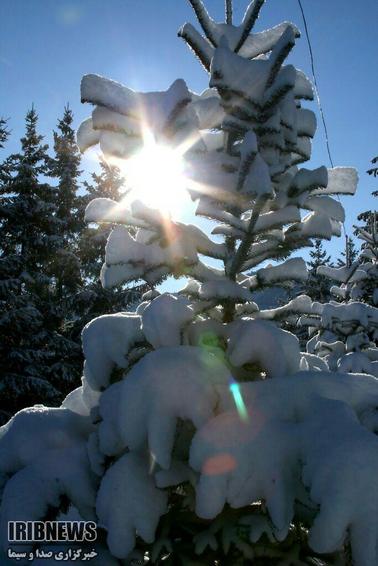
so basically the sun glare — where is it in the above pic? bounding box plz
[122,131,189,216]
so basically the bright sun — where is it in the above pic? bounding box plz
[121,131,189,216]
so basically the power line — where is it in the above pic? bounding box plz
[296,0,334,169]
[296,0,348,239]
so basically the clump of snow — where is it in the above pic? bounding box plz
[118,347,230,469]
[227,318,301,377]
[97,452,167,559]
[82,313,143,391]
[142,294,194,348]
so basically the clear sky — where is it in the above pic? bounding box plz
[1,0,377,260]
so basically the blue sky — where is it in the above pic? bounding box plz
[1,0,377,261]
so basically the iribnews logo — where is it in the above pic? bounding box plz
[8,521,97,543]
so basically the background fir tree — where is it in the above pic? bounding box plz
[0,118,12,186]
[45,105,85,392]
[0,118,9,149]
[306,239,332,301]
[357,153,378,229]
[0,108,143,423]
[302,162,377,373]
[0,108,62,422]
[49,105,83,298]
[353,156,378,306]
[337,234,358,267]
[353,215,378,306]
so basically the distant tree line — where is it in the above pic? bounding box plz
[0,107,145,424]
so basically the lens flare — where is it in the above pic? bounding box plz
[230,381,249,422]
[122,130,189,216]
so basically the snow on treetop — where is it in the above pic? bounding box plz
[178,0,299,70]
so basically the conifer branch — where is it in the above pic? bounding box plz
[235,0,265,53]
[187,0,217,46]
[178,23,212,71]
[225,0,233,25]
[228,196,267,279]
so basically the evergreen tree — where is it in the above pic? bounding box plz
[351,158,378,306]
[49,105,83,299]
[357,154,378,229]
[353,214,378,306]
[1,3,377,566]
[0,118,10,182]
[45,106,86,389]
[0,118,9,149]
[337,234,358,267]
[306,239,332,301]
[353,156,378,306]
[0,119,14,190]
[0,108,61,422]
[302,162,377,373]
[302,255,378,376]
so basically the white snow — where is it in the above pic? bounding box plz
[118,347,230,469]
[85,197,147,228]
[199,280,256,303]
[96,452,167,559]
[312,167,358,196]
[248,257,308,288]
[227,318,301,377]
[0,406,92,475]
[76,118,100,153]
[81,75,191,134]
[142,294,194,348]
[82,313,143,391]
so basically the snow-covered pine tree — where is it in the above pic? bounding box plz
[359,157,378,226]
[300,256,378,377]
[0,118,12,424]
[1,2,378,565]
[301,164,378,377]
[300,231,377,377]
[306,239,332,302]
[351,156,378,306]
[42,106,86,393]
[353,213,378,306]
[0,108,64,421]
[49,105,83,298]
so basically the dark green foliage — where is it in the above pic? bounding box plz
[0,118,8,148]
[0,109,64,422]
[358,154,378,226]
[367,156,378,177]
[0,109,144,423]
[336,235,358,268]
[306,239,332,301]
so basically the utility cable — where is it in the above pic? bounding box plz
[297,0,347,239]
